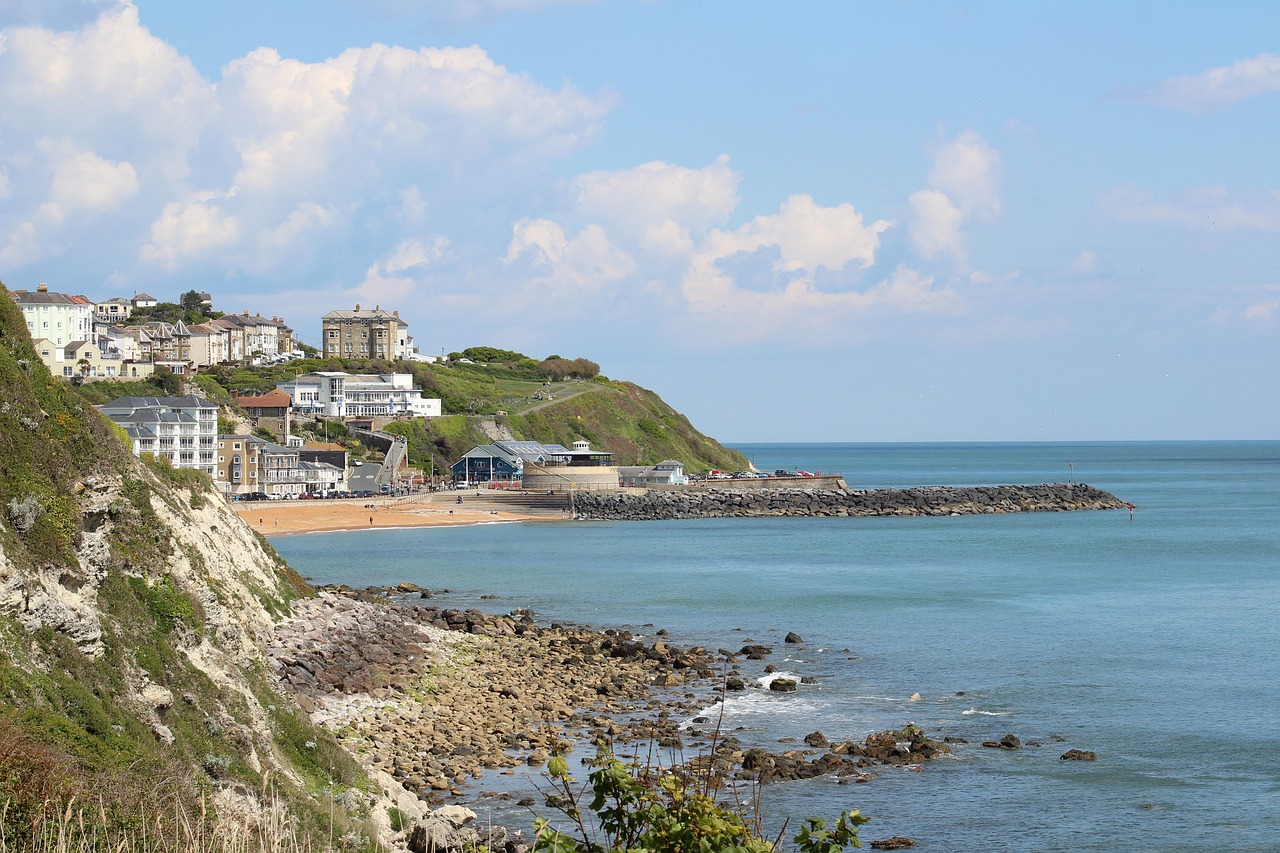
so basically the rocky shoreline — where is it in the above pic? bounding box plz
[270,586,1099,851]
[572,482,1127,521]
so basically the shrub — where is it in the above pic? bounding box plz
[534,745,868,852]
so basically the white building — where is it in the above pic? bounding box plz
[275,372,441,419]
[100,395,218,476]
[12,283,95,349]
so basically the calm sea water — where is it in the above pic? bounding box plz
[274,442,1280,851]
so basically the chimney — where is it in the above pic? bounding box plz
[37,282,48,292]
[393,310,399,317]
[355,303,360,312]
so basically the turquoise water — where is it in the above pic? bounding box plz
[274,442,1280,851]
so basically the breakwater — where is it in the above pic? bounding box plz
[572,483,1127,520]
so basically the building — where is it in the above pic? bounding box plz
[93,297,133,325]
[11,283,95,349]
[216,435,342,497]
[235,389,292,440]
[187,322,231,367]
[216,434,264,495]
[520,440,617,491]
[136,320,192,369]
[100,395,218,475]
[321,304,411,360]
[618,460,689,488]
[131,292,158,308]
[31,338,126,380]
[449,439,618,488]
[450,442,551,485]
[275,372,440,419]
[212,313,282,360]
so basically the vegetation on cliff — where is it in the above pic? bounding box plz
[177,349,750,474]
[0,285,377,849]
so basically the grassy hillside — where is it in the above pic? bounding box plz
[0,285,372,850]
[189,354,750,474]
[382,376,749,475]
[503,379,747,470]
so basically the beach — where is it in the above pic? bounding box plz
[235,494,560,535]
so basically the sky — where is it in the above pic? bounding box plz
[1,0,1277,442]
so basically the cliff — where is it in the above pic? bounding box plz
[0,286,404,848]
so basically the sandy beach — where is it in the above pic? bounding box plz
[235,494,561,536]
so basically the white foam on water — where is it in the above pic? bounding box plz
[961,707,1012,716]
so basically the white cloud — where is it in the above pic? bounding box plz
[574,156,740,253]
[1242,300,1280,321]
[906,189,964,261]
[505,217,635,294]
[681,194,893,314]
[48,146,138,214]
[926,129,1002,220]
[1071,249,1098,274]
[906,130,1002,265]
[1100,185,1280,233]
[139,199,240,269]
[0,3,614,278]
[1143,53,1280,112]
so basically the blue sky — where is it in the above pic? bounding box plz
[1,1,1277,441]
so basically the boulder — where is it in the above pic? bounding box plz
[1061,749,1098,761]
[768,678,797,693]
[784,631,804,644]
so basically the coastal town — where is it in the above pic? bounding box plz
[12,283,837,521]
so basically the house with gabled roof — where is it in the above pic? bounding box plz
[235,389,292,440]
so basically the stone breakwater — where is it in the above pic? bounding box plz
[572,482,1127,521]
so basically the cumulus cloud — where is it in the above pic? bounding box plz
[1243,300,1280,321]
[48,146,139,215]
[1141,53,1280,112]
[1100,185,1280,233]
[138,198,240,269]
[1071,249,1098,274]
[573,156,740,257]
[505,217,635,295]
[680,194,892,316]
[0,2,614,280]
[907,130,1002,264]
[906,189,964,261]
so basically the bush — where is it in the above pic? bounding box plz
[534,745,868,852]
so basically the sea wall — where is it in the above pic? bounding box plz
[572,483,1127,520]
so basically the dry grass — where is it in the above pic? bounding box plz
[0,722,340,853]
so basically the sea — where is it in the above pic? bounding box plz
[272,441,1280,852]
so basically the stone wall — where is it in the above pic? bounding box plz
[572,483,1127,520]
[522,461,619,491]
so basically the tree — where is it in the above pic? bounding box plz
[148,366,182,396]
[179,290,205,312]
